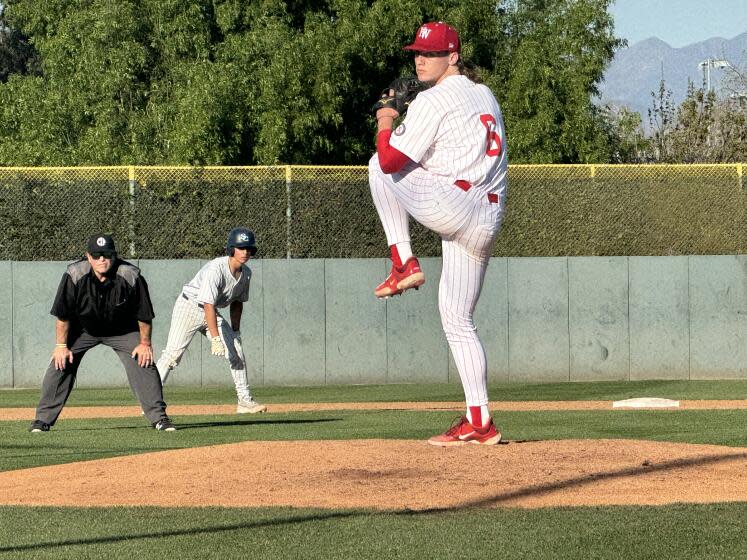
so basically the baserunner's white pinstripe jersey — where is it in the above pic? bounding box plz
[182,257,251,307]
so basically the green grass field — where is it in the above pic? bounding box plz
[1,380,747,559]
[5,379,747,407]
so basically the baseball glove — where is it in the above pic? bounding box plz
[372,75,429,116]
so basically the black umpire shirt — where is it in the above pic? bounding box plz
[50,258,155,337]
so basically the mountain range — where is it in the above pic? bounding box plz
[598,32,747,122]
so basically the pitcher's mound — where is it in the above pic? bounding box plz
[1,439,746,509]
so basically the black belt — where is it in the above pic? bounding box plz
[181,293,204,308]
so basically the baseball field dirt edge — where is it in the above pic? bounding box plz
[2,400,747,510]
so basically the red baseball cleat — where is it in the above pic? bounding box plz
[374,257,425,298]
[427,416,502,447]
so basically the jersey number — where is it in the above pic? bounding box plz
[480,114,502,157]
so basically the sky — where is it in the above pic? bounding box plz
[610,0,747,48]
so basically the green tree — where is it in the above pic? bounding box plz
[710,98,747,162]
[647,78,676,161]
[0,0,626,165]
[669,81,715,163]
[645,77,747,163]
[500,0,624,163]
[602,105,648,163]
[0,8,40,83]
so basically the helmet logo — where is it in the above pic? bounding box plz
[238,233,249,242]
[96,237,106,247]
[419,27,431,39]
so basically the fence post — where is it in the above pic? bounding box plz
[738,164,744,211]
[128,166,136,258]
[285,165,292,259]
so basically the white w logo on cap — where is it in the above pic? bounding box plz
[419,27,431,39]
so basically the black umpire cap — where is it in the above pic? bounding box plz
[86,233,116,254]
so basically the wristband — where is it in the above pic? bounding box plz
[55,343,68,348]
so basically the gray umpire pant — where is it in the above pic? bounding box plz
[35,330,169,426]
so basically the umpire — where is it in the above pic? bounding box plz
[29,233,176,432]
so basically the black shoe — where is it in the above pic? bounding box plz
[154,418,176,432]
[29,420,50,433]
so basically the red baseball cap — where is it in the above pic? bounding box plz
[404,21,460,53]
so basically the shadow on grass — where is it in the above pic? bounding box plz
[63,425,163,432]
[2,451,745,552]
[0,449,157,461]
[174,418,340,430]
[61,417,341,431]
[0,511,360,553]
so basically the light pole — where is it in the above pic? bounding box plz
[698,58,730,92]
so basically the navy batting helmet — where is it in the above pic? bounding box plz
[226,227,257,257]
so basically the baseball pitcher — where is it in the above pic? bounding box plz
[369,22,508,446]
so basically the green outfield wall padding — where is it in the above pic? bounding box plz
[3,255,746,388]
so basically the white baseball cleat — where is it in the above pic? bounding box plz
[237,398,267,414]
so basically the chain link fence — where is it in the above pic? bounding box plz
[495,164,746,257]
[1,164,744,260]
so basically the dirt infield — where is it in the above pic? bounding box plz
[3,401,747,510]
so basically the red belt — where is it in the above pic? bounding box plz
[454,180,500,204]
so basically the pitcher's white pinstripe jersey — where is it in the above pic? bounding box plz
[389,74,507,202]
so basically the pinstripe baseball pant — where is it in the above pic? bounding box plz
[369,156,504,406]
[156,296,252,401]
